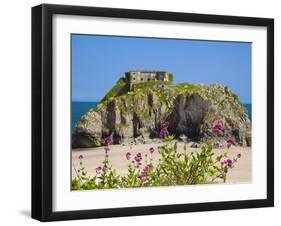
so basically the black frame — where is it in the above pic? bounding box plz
[32,4,274,222]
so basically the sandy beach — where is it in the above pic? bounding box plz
[72,142,251,184]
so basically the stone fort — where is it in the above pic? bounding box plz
[125,71,172,90]
[125,70,169,82]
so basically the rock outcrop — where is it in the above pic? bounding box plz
[72,111,102,147]
[72,78,251,148]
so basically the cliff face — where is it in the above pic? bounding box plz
[72,80,251,148]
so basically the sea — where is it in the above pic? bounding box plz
[72,101,252,131]
[72,101,99,131]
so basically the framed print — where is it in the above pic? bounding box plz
[31,4,274,221]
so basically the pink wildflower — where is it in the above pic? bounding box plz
[227,137,236,146]
[226,159,233,166]
[134,153,142,162]
[149,147,155,154]
[139,164,152,184]
[104,136,113,145]
[160,128,169,138]
[95,166,102,174]
[78,155,83,160]
[126,152,132,160]
[212,120,224,136]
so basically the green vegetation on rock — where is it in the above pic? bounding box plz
[101,78,128,102]
[72,72,251,148]
[167,73,174,83]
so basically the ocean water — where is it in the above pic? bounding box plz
[72,101,252,130]
[72,102,98,130]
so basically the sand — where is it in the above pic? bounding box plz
[72,142,251,184]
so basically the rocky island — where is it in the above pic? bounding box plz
[72,71,251,148]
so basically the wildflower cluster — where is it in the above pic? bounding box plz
[139,164,153,184]
[212,120,224,136]
[226,137,236,148]
[72,122,242,190]
[159,121,169,138]
[133,152,143,168]
[211,120,237,148]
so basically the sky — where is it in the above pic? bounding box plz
[72,34,251,103]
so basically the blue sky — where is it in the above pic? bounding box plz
[72,34,251,103]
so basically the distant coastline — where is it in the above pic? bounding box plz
[72,101,252,131]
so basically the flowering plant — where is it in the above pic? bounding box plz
[72,134,241,190]
[212,120,224,136]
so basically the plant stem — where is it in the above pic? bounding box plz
[72,163,83,183]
